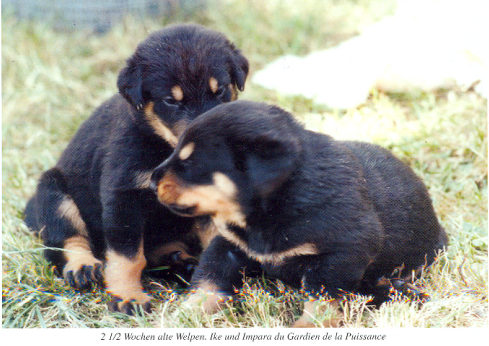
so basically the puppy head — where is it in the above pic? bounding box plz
[117,24,249,146]
[150,101,302,223]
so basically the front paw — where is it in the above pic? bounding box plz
[107,291,152,315]
[390,278,430,301]
[292,299,342,328]
[104,243,149,315]
[180,281,230,314]
[63,260,104,290]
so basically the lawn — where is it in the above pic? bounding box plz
[2,0,487,329]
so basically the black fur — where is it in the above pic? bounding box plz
[151,100,448,304]
[24,24,249,311]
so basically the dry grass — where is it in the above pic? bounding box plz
[2,0,487,329]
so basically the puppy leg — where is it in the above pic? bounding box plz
[25,168,103,289]
[105,241,151,314]
[103,191,151,314]
[184,235,260,313]
[292,251,370,328]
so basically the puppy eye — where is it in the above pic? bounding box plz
[181,157,193,166]
[163,96,180,107]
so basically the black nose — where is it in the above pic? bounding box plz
[150,161,168,193]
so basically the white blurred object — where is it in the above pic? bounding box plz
[252,0,488,109]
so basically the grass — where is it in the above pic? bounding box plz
[2,0,487,328]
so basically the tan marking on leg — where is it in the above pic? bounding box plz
[146,241,193,267]
[178,142,195,161]
[229,83,237,101]
[105,241,150,306]
[144,102,178,147]
[57,197,88,237]
[171,85,184,102]
[62,235,102,278]
[293,299,342,328]
[184,281,226,313]
[209,77,219,93]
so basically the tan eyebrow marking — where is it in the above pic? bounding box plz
[179,142,195,161]
[171,85,184,101]
[209,77,219,93]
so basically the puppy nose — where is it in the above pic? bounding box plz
[150,165,166,193]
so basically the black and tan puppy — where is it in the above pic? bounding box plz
[24,24,249,314]
[150,100,448,326]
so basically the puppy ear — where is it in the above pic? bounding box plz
[246,132,300,197]
[117,57,144,109]
[230,49,249,92]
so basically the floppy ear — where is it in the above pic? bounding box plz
[230,49,249,91]
[245,132,300,197]
[117,57,144,109]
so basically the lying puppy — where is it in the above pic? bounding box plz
[150,100,448,326]
[24,24,249,314]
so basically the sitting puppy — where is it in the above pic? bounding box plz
[24,24,249,314]
[150,100,448,326]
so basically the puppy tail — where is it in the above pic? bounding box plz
[24,167,70,234]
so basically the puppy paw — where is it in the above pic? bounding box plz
[292,299,342,328]
[185,292,226,313]
[292,315,342,328]
[63,259,104,290]
[105,245,149,315]
[390,278,431,302]
[62,235,104,289]
[178,282,229,315]
[107,291,152,315]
